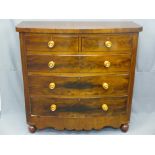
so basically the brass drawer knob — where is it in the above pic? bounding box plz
[105,41,112,48]
[48,40,55,48]
[104,61,111,68]
[102,104,108,112]
[49,82,55,89]
[102,82,109,90]
[50,104,57,111]
[48,61,55,69]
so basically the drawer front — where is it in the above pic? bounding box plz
[25,34,79,52]
[28,75,129,97]
[82,34,132,52]
[27,55,79,73]
[27,54,131,73]
[30,97,127,117]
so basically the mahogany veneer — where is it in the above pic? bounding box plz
[16,21,142,133]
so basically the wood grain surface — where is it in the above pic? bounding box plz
[16,21,142,33]
[30,97,127,117]
[25,34,79,52]
[28,75,129,97]
[82,34,132,52]
[27,54,131,73]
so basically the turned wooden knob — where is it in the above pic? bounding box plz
[102,82,109,90]
[102,104,108,112]
[48,61,55,69]
[104,61,111,68]
[50,104,57,111]
[48,40,55,48]
[49,82,56,89]
[105,41,112,48]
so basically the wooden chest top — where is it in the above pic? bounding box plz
[16,21,142,33]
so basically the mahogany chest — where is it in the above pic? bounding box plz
[16,21,142,133]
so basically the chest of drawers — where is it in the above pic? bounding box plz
[16,21,142,133]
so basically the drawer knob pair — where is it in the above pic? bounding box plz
[50,103,108,112]
[49,82,108,90]
[49,61,110,69]
[105,41,112,48]
[48,40,55,48]
[48,61,55,69]
[48,40,112,48]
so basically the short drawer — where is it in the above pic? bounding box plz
[25,34,79,52]
[27,54,131,73]
[30,97,127,117]
[28,75,129,97]
[82,34,132,52]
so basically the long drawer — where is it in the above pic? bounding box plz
[28,75,129,97]
[30,97,127,117]
[27,54,131,73]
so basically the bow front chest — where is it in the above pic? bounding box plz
[16,21,142,133]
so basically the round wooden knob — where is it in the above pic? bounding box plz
[49,82,55,89]
[48,61,55,69]
[102,82,109,90]
[50,104,56,111]
[105,41,112,48]
[104,61,111,68]
[48,40,55,48]
[102,104,108,112]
